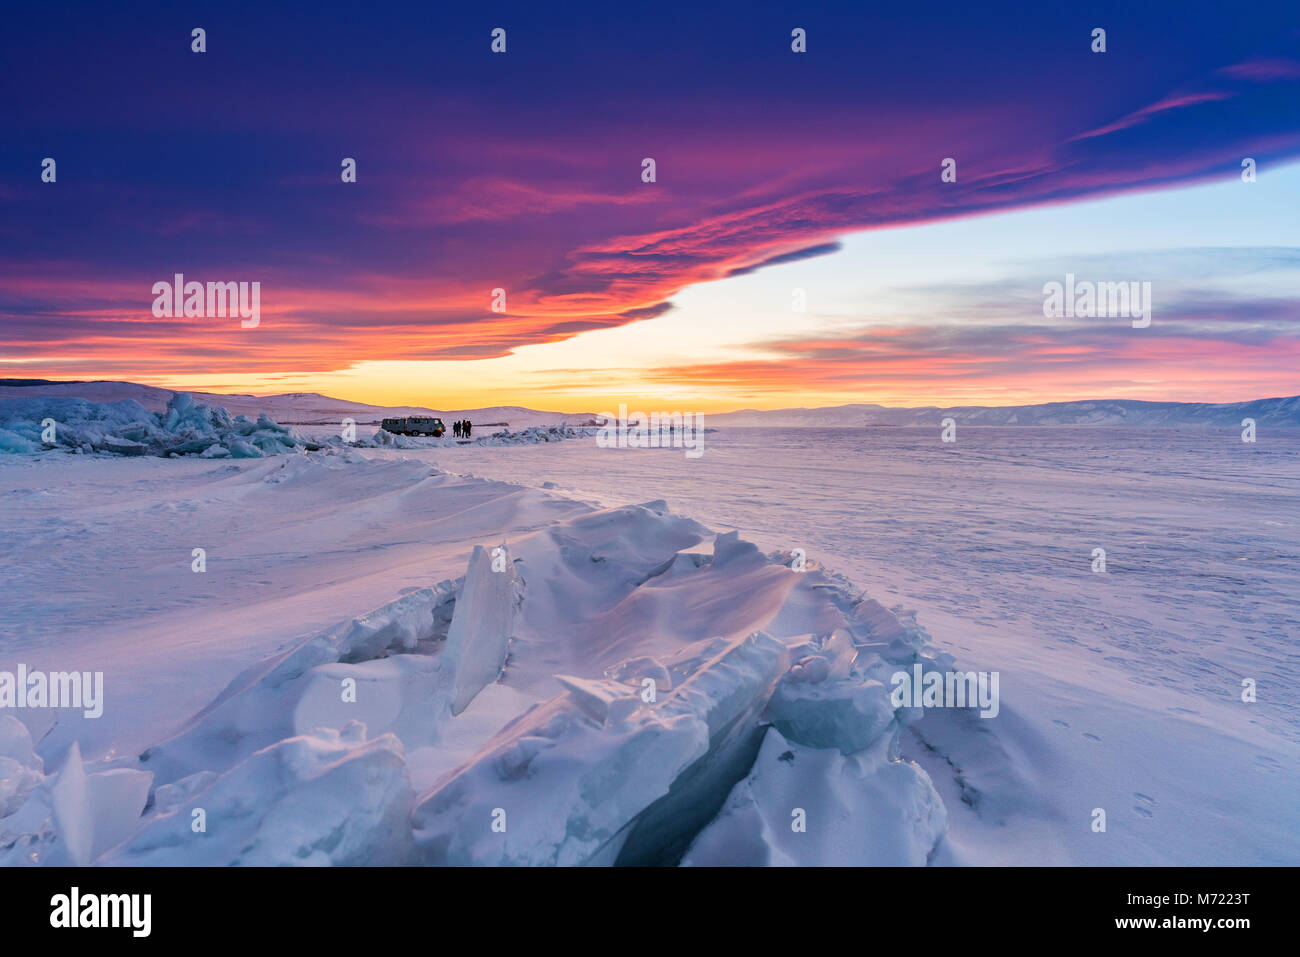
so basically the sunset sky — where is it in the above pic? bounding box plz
[3,1,1299,412]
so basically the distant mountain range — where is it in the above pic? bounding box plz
[708,396,1300,428]
[3,379,1297,428]
[0,380,600,430]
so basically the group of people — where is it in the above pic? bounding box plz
[451,419,473,438]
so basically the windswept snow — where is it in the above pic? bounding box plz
[1,418,1296,867]
[0,446,961,867]
[346,426,1300,866]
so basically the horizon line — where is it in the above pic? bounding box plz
[2,377,1295,417]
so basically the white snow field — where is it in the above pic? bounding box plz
[1,408,1296,865]
[0,443,950,866]
[334,424,1300,866]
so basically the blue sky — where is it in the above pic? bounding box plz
[2,0,1298,408]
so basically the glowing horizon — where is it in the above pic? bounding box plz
[4,3,1298,412]
[13,166,1298,414]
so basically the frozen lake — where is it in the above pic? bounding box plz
[3,424,1297,865]
[405,425,1300,864]
[418,427,1297,717]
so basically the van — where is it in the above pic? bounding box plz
[380,416,446,436]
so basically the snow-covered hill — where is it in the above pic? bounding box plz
[710,395,1300,428]
[7,379,1297,430]
[2,408,1295,866]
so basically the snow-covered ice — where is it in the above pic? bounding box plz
[0,397,1296,866]
[0,392,588,460]
[333,425,1300,866]
[444,544,523,715]
[0,393,311,458]
[681,728,947,867]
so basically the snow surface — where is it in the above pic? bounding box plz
[362,425,1300,866]
[0,446,954,866]
[0,386,1295,866]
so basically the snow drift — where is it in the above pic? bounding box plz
[0,472,959,866]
